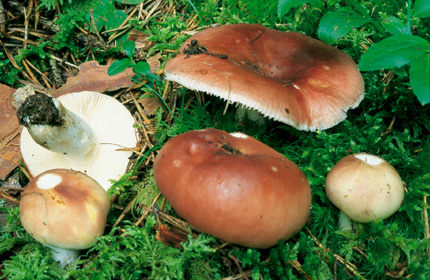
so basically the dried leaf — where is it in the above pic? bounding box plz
[147,53,162,73]
[127,30,153,50]
[0,83,21,180]
[138,93,162,116]
[53,61,136,97]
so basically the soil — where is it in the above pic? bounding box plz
[183,39,228,59]
[17,93,63,128]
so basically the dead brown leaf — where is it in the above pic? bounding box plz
[127,30,154,51]
[138,93,162,116]
[147,53,162,73]
[0,83,21,180]
[53,60,136,97]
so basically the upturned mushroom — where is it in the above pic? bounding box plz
[164,24,364,131]
[325,153,404,230]
[19,169,110,266]
[14,86,137,191]
[153,128,311,248]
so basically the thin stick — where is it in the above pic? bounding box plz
[306,227,364,278]
[0,191,20,204]
[423,196,430,256]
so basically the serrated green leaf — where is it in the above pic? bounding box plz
[133,61,150,75]
[381,16,411,35]
[409,52,430,105]
[414,0,430,18]
[359,35,430,71]
[277,0,319,18]
[123,40,135,59]
[108,58,133,76]
[317,7,368,44]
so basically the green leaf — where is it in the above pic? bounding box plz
[92,0,127,31]
[108,58,133,76]
[409,52,430,105]
[414,0,430,18]
[123,40,135,59]
[381,16,411,35]
[133,61,150,75]
[277,0,319,18]
[359,35,430,71]
[317,7,368,44]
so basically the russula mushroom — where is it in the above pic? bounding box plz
[153,128,311,248]
[164,23,365,131]
[325,153,404,229]
[19,169,110,266]
[14,87,137,191]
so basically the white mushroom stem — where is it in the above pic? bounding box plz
[235,104,266,126]
[16,92,99,162]
[47,245,79,267]
[338,211,353,232]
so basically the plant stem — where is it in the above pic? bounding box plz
[347,0,389,38]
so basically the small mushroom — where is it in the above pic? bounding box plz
[325,153,404,230]
[14,87,137,191]
[164,24,364,131]
[153,128,311,248]
[19,169,110,266]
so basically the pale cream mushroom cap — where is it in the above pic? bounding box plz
[20,91,137,191]
[20,169,110,250]
[325,153,404,223]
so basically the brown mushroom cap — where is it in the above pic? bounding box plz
[20,169,110,250]
[153,128,311,248]
[325,153,404,223]
[165,24,364,131]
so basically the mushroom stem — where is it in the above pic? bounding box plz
[338,211,353,232]
[47,245,79,267]
[15,90,99,162]
[235,104,266,126]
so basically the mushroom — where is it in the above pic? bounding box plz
[19,169,110,266]
[164,23,364,131]
[325,153,404,230]
[153,128,311,248]
[14,87,137,191]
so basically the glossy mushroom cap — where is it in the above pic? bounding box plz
[153,128,311,248]
[165,24,364,131]
[325,153,404,223]
[20,169,110,250]
[19,91,137,191]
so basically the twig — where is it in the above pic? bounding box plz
[0,190,20,204]
[49,51,65,87]
[306,227,365,279]
[423,196,430,257]
[0,0,6,34]
[288,260,312,280]
[228,255,250,280]
[221,270,252,280]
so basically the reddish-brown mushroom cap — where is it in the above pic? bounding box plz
[153,128,311,248]
[164,24,364,131]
